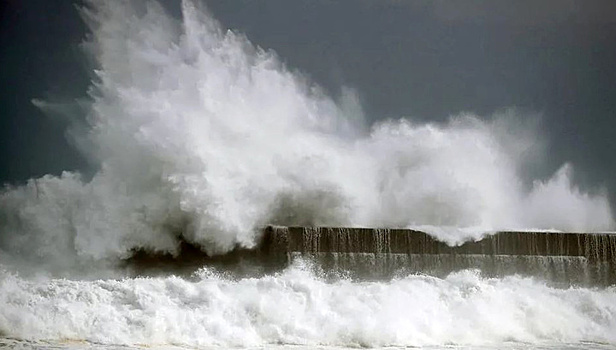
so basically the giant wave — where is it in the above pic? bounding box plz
[0,0,612,274]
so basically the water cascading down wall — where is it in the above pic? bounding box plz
[259,226,616,286]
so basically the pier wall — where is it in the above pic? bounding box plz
[262,226,616,262]
[126,226,616,284]
[260,226,616,285]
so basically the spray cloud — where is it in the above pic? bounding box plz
[0,0,612,273]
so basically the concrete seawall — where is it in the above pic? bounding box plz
[260,226,616,285]
[261,226,616,262]
[125,226,616,285]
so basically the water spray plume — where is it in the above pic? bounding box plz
[0,0,613,273]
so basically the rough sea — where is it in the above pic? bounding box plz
[1,1,615,349]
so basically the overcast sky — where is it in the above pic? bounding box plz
[1,0,615,206]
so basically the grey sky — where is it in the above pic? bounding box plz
[1,0,615,208]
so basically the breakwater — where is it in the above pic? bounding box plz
[261,226,616,260]
[260,226,616,285]
[125,226,616,285]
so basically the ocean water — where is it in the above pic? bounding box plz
[1,263,616,349]
[1,1,615,349]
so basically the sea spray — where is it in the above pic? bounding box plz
[0,0,613,273]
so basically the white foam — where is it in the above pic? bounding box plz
[0,0,613,272]
[0,265,614,348]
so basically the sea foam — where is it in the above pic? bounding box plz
[1,264,615,347]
